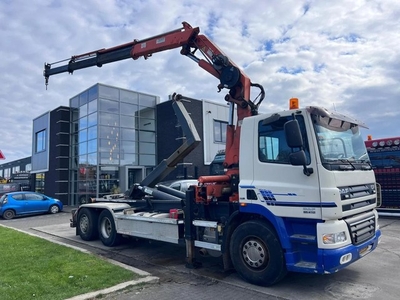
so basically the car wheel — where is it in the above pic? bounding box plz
[2,209,15,220]
[77,208,98,241]
[230,220,287,286]
[98,210,123,247]
[49,205,60,214]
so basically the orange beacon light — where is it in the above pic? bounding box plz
[289,98,299,109]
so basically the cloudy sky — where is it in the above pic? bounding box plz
[0,0,399,164]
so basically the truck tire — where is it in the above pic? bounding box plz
[98,210,123,247]
[77,208,98,241]
[230,220,287,286]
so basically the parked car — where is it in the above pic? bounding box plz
[156,179,198,193]
[0,191,63,220]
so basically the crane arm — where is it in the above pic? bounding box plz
[43,21,265,168]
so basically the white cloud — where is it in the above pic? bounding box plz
[0,0,399,164]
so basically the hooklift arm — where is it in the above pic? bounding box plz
[43,21,265,180]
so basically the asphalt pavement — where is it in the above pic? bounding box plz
[1,207,400,300]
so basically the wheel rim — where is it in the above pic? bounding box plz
[241,238,269,269]
[100,217,112,238]
[80,215,89,233]
[4,210,14,219]
[51,206,59,213]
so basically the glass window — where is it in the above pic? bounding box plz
[99,126,120,139]
[99,112,119,127]
[88,112,97,127]
[99,138,120,153]
[120,115,135,128]
[79,116,88,130]
[121,102,139,116]
[88,153,97,165]
[88,126,97,140]
[12,194,24,200]
[88,85,98,101]
[140,154,156,166]
[79,91,88,106]
[25,193,45,200]
[121,90,138,104]
[121,140,136,153]
[99,152,119,165]
[139,107,155,119]
[79,103,88,118]
[79,154,87,165]
[138,118,155,131]
[139,93,157,107]
[99,85,119,100]
[214,120,227,143]
[258,115,309,164]
[139,131,155,143]
[140,142,155,154]
[88,100,97,116]
[70,96,79,108]
[121,128,137,141]
[71,108,79,122]
[79,142,87,155]
[36,130,46,153]
[79,129,87,143]
[88,139,97,153]
[120,153,138,165]
[99,98,119,113]
[25,164,32,171]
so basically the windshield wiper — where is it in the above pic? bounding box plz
[359,159,372,170]
[339,159,356,170]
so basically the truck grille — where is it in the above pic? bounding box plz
[344,211,376,245]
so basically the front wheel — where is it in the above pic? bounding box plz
[77,208,98,241]
[49,205,60,214]
[2,209,15,220]
[230,220,287,286]
[98,210,122,247]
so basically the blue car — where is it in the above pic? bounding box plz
[0,191,63,220]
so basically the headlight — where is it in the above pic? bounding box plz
[322,231,347,244]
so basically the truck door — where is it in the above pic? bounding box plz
[253,115,321,219]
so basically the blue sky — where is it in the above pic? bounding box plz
[0,0,399,163]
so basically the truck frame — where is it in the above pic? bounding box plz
[44,22,381,286]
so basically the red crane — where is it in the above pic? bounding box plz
[44,21,265,201]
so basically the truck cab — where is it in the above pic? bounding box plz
[238,105,380,273]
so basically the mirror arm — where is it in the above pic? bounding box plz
[303,166,314,176]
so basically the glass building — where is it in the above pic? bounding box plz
[69,83,159,205]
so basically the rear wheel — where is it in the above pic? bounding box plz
[77,208,98,241]
[230,220,287,286]
[2,209,15,220]
[98,210,122,247]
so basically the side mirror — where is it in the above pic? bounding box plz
[289,151,307,166]
[284,119,303,148]
[289,150,313,176]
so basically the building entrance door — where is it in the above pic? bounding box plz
[128,168,144,187]
[118,166,146,193]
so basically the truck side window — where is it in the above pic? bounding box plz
[258,116,310,164]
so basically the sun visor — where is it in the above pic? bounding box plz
[307,106,368,129]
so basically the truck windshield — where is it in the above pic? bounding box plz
[312,115,369,168]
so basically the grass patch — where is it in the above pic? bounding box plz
[0,226,142,300]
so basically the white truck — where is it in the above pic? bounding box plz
[43,22,381,286]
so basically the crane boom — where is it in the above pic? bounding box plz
[43,21,265,173]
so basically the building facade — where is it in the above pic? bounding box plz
[0,84,230,206]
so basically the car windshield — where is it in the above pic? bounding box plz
[312,115,368,163]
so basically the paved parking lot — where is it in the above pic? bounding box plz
[1,210,399,300]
